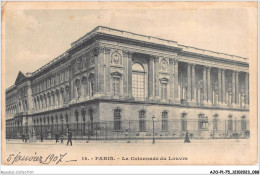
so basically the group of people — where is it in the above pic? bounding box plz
[22,129,189,144]
[55,129,73,146]
[21,133,29,143]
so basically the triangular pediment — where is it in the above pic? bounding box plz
[15,71,27,85]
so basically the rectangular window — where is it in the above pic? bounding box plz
[112,77,120,96]
[114,109,121,131]
[181,119,187,131]
[241,120,246,131]
[132,74,145,99]
[139,111,146,132]
[162,112,168,131]
[161,83,167,99]
[228,120,233,131]
[213,119,218,130]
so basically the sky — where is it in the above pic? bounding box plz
[3,2,257,89]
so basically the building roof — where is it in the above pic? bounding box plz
[6,26,249,92]
[72,26,248,62]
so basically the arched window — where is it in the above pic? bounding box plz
[228,115,233,131]
[132,63,145,100]
[75,79,81,99]
[181,113,187,132]
[198,113,208,130]
[161,111,168,131]
[114,109,122,131]
[89,109,94,131]
[139,110,146,132]
[241,116,246,131]
[75,111,79,131]
[81,76,88,97]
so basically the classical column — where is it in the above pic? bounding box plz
[232,71,236,106]
[187,63,191,102]
[56,92,60,106]
[49,95,52,107]
[97,47,104,94]
[235,71,239,107]
[128,52,133,97]
[245,72,249,108]
[169,58,174,102]
[154,56,160,98]
[203,66,207,104]
[191,64,196,103]
[80,82,84,100]
[222,69,226,105]
[148,56,154,99]
[60,91,64,106]
[122,50,128,96]
[105,47,111,95]
[218,69,222,105]
[207,67,212,105]
[174,58,179,102]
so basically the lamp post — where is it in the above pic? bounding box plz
[152,115,156,144]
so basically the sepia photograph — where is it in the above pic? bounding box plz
[1,1,258,169]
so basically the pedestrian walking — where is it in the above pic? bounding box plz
[22,133,25,142]
[67,129,72,146]
[40,134,44,142]
[184,131,191,143]
[55,132,59,143]
[60,133,64,144]
[25,134,28,143]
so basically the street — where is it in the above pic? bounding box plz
[3,138,255,165]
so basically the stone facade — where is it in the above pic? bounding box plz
[5,26,249,139]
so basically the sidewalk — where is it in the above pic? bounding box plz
[5,138,248,145]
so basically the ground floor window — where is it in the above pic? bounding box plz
[114,109,121,131]
[161,111,168,131]
[241,116,246,131]
[198,113,208,130]
[228,116,233,131]
[181,113,187,132]
[139,110,146,132]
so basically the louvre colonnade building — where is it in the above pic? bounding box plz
[5,26,249,139]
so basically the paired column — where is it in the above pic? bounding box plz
[191,64,196,103]
[218,69,222,105]
[148,56,154,99]
[232,71,236,106]
[245,72,249,108]
[235,71,239,107]
[127,52,133,97]
[203,66,207,104]
[154,57,160,98]
[221,69,226,105]
[187,63,191,102]
[207,67,212,105]
[174,59,179,102]
[169,58,174,101]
